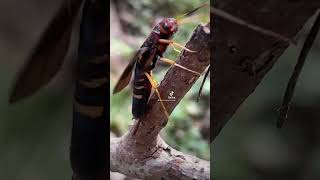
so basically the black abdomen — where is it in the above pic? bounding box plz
[132,67,151,119]
[70,0,108,179]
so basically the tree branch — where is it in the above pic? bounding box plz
[110,23,210,179]
[212,0,320,141]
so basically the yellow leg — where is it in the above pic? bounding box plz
[160,57,201,76]
[158,39,196,53]
[144,72,170,120]
[170,44,182,54]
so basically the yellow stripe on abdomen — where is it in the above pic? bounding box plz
[74,100,104,119]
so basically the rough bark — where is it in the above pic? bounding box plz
[212,0,320,141]
[110,23,210,179]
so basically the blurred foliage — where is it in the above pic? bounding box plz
[110,0,210,160]
[0,1,74,179]
[213,13,320,180]
[117,0,209,37]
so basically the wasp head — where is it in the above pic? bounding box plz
[158,18,178,35]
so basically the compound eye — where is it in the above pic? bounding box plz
[163,22,169,30]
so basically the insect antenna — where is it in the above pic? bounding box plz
[176,3,209,23]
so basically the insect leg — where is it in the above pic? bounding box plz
[197,65,210,102]
[158,39,196,53]
[131,118,142,135]
[144,72,170,120]
[277,11,320,128]
[160,57,201,75]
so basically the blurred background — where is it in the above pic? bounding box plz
[0,0,210,180]
[110,0,210,178]
[0,0,75,180]
[213,13,320,180]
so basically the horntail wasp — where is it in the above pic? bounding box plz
[113,3,209,134]
[9,0,108,179]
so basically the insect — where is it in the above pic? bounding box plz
[9,0,108,179]
[113,4,209,134]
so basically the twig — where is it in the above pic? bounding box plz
[110,135,210,180]
[278,11,320,128]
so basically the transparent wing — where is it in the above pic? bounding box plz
[113,47,149,94]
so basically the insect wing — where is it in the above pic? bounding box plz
[113,47,149,94]
[9,0,84,103]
